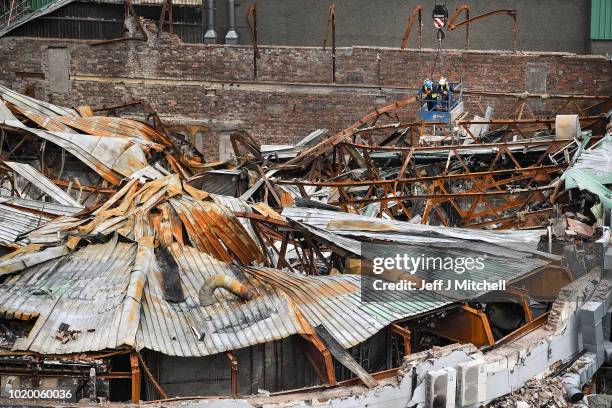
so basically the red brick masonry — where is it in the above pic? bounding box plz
[1,33,609,159]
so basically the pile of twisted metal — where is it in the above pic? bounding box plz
[0,84,611,406]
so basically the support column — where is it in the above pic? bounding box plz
[130,352,141,403]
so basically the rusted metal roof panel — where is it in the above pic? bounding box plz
[3,161,84,208]
[136,244,302,357]
[0,238,138,353]
[282,207,546,248]
[0,196,81,217]
[26,128,163,184]
[0,85,78,118]
[0,238,449,355]
[282,207,556,299]
[0,203,50,247]
[24,218,86,245]
[211,194,259,242]
[246,267,450,349]
[55,116,168,144]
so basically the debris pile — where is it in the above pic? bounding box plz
[487,377,570,407]
[0,85,609,403]
[230,96,611,230]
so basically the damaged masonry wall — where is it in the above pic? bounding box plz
[0,33,610,159]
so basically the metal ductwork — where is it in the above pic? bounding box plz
[225,0,239,44]
[562,372,584,403]
[204,0,217,44]
[199,274,253,306]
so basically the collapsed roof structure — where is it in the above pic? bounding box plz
[0,83,611,407]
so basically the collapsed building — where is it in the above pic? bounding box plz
[0,74,610,408]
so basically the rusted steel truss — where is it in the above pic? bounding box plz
[274,134,596,227]
[448,7,518,51]
[263,91,610,229]
[322,3,337,82]
[400,5,423,50]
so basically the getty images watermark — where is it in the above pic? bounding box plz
[370,253,506,292]
[360,242,510,302]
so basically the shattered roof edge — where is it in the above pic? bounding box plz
[0,0,76,39]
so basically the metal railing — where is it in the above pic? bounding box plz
[0,0,33,31]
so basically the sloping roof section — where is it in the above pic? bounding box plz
[0,85,78,118]
[246,267,449,349]
[20,176,265,263]
[0,204,49,248]
[282,206,558,299]
[0,237,139,353]
[0,177,452,356]
[0,88,210,184]
[3,161,84,207]
[0,0,76,39]
[282,207,547,248]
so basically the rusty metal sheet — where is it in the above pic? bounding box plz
[0,204,50,248]
[10,104,76,133]
[3,161,84,208]
[27,128,163,184]
[0,84,78,118]
[136,243,302,357]
[0,238,139,353]
[0,196,82,217]
[245,267,450,349]
[55,116,170,146]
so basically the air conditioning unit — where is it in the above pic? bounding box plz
[426,367,456,408]
[456,359,487,406]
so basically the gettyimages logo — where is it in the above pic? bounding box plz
[371,253,486,275]
[359,242,509,302]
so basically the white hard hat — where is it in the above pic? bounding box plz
[439,77,447,86]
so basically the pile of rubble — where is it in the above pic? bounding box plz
[488,377,570,407]
[0,84,610,404]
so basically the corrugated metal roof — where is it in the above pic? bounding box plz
[0,196,82,217]
[0,236,450,356]
[282,206,558,299]
[261,129,329,160]
[291,219,362,256]
[245,267,450,349]
[0,92,167,185]
[0,203,49,247]
[21,216,85,245]
[0,85,78,118]
[3,161,84,208]
[0,176,558,357]
[211,194,258,241]
[29,129,163,184]
[0,237,138,353]
[0,0,77,38]
[137,244,302,357]
[282,207,547,248]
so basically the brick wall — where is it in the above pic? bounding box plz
[1,33,610,159]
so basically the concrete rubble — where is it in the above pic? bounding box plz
[487,377,570,407]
